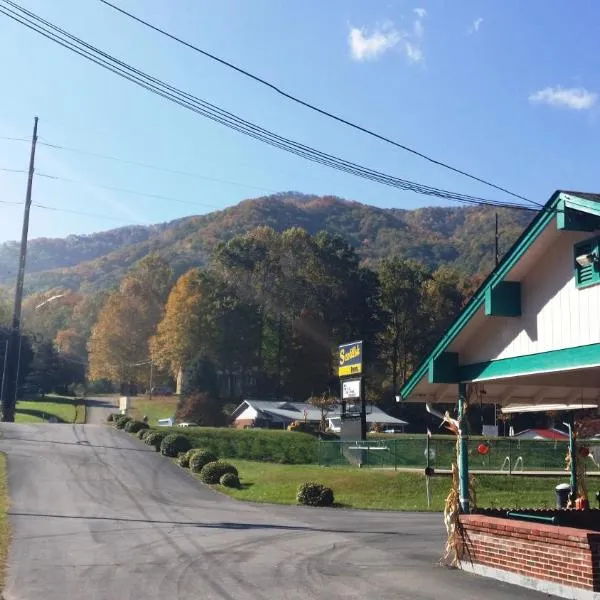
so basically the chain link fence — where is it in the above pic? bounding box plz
[318,437,600,472]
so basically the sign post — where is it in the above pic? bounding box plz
[338,341,366,440]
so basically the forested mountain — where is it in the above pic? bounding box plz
[0,192,533,294]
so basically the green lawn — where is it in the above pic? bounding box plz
[129,395,178,425]
[0,453,9,593]
[214,460,566,511]
[15,395,85,424]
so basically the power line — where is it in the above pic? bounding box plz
[0,0,540,212]
[37,141,278,194]
[36,171,226,211]
[97,0,536,208]
[0,167,27,174]
[31,202,150,223]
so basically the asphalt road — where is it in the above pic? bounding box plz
[84,396,118,424]
[0,424,555,600]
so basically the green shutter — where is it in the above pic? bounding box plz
[574,237,600,288]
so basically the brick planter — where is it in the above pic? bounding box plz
[459,514,600,599]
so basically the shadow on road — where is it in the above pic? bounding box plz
[8,511,418,537]
[85,399,117,409]
[0,436,150,452]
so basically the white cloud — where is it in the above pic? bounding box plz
[349,8,426,64]
[469,17,483,34]
[528,86,597,111]
[348,25,402,61]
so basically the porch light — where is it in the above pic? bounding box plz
[575,252,599,268]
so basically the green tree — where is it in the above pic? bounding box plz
[378,258,429,390]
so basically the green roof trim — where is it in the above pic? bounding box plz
[484,281,521,317]
[399,190,596,401]
[459,342,600,382]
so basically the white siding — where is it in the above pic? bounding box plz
[234,406,258,422]
[460,229,600,364]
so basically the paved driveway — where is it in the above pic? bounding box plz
[0,424,555,599]
[84,396,118,424]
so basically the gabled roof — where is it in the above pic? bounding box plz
[400,190,600,401]
[232,399,407,425]
[513,428,569,440]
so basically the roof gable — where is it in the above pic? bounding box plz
[400,190,600,401]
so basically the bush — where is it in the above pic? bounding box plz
[296,482,334,507]
[175,391,227,427]
[106,413,120,423]
[189,450,218,473]
[125,420,149,434]
[115,415,132,430]
[160,433,192,457]
[137,428,151,440]
[177,448,198,468]
[199,461,238,484]
[144,431,167,451]
[219,472,240,488]
[150,426,318,464]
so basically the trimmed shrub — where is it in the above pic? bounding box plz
[144,431,167,452]
[137,428,151,440]
[189,450,218,473]
[115,415,132,430]
[160,433,192,457]
[147,426,318,464]
[125,420,149,434]
[296,482,334,507]
[107,413,120,423]
[199,461,238,484]
[219,472,240,488]
[178,448,199,468]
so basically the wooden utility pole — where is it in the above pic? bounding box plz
[1,117,38,422]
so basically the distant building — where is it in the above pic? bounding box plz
[231,400,407,431]
[512,428,569,441]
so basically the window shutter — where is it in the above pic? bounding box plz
[574,238,600,288]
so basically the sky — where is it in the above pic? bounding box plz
[0,0,599,244]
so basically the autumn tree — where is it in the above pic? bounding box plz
[88,255,172,387]
[150,268,211,392]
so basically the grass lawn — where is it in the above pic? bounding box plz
[215,460,567,511]
[129,395,178,425]
[15,395,85,424]
[0,453,9,593]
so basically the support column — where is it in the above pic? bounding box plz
[458,382,470,513]
[568,412,577,500]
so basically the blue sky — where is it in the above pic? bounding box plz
[0,0,599,243]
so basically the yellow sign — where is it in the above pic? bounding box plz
[338,341,363,377]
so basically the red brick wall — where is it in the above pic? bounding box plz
[459,515,600,592]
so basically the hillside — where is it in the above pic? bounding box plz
[0,192,533,294]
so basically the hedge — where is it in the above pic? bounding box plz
[151,427,317,464]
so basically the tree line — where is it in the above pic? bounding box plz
[86,226,475,409]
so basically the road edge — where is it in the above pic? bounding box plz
[0,452,10,597]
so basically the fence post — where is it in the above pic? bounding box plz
[508,438,512,475]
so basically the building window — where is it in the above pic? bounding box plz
[574,236,600,288]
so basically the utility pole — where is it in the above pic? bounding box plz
[495,212,499,267]
[1,117,38,422]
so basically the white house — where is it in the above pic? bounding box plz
[232,399,407,431]
[401,190,600,412]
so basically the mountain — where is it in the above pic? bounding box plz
[0,192,533,294]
